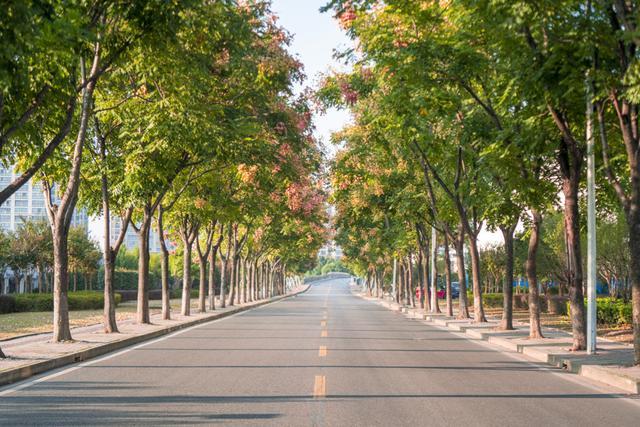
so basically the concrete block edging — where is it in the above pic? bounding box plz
[355,292,640,395]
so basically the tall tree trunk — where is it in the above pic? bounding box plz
[563,175,587,350]
[228,226,237,306]
[136,215,151,324]
[527,209,544,338]
[181,235,193,316]
[467,236,486,323]
[208,244,219,310]
[408,256,415,307]
[454,226,470,319]
[629,207,640,363]
[399,264,406,305]
[443,233,453,317]
[417,250,425,309]
[422,249,429,311]
[157,206,171,320]
[220,226,231,308]
[44,36,101,343]
[235,256,241,304]
[51,232,72,341]
[103,255,118,333]
[37,265,42,293]
[431,230,441,313]
[198,257,206,313]
[231,258,237,303]
[195,226,213,314]
[240,257,247,303]
[499,224,516,330]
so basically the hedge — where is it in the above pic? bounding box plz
[566,298,632,326]
[170,289,199,299]
[467,292,546,310]
[481,293,504,308]
[102,270,161,290]
[0,291,121,314]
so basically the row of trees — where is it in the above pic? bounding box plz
[0,0,327,360]
[0,221,100,294]
[319,0,640,364]
[479,212,631,299]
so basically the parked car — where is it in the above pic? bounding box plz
[436,282,460,299]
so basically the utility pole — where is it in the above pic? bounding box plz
[586,71,597,354]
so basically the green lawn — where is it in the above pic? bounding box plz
[0,298,199,340]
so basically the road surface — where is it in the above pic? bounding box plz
[1,278,639,426]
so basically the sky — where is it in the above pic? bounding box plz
[269,1,503,246]
[270,0,352,156]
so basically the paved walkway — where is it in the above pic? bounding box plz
[0,278,639,426]
[364,291,640,393]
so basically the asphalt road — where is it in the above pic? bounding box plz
[1,278,639,426]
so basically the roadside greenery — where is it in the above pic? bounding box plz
[319,0,640,364]
[0,1,327,359]
[0,291,121,314]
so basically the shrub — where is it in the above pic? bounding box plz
[566,298,632,326]
[482,293,504,308]
[170,288,199,299]
[3,291,121,314]
[0,295,16,314]
[15,293,53,311]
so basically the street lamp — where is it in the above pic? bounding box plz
[586,73,597,354]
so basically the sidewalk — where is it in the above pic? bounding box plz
[0,286,309,387]
[357,290,640,394]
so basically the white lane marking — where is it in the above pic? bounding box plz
[0,296,292,396]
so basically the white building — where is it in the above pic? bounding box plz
[0,165,88,232]
[109,215,166,253]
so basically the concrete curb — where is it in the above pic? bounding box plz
[355,292,640,394]
[0,286,309,387]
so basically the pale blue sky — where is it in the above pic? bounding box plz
[271,0,352,156]
[269,2,503,246]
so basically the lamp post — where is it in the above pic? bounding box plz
[586,72,597,354]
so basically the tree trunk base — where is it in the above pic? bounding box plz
[497,320,514,331]
[104,324,119,334]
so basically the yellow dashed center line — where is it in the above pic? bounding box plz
[318,346,327,357]
[321,330,328,338]
[320,320,326,327]
[313,375,326,398]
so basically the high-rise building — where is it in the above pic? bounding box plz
[109,215,166,253]
[0,166,88,232]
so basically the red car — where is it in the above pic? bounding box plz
[416,287,447,300]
